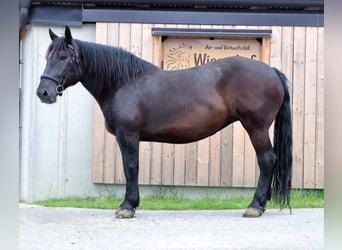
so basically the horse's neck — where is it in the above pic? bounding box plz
[80,76,107,106]
[77,40,159,106]
[77,41,116,105]
[79,77,112,122]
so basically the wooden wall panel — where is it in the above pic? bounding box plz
[92,23,324,189]
[292,26,306,188]
[92,23,107,183]
[303,27,318,188]
[139,24,154,185]
[315,28,324,189]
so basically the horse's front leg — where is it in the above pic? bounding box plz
[115,130,140,219]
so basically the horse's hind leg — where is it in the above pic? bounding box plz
[243,128,276,217]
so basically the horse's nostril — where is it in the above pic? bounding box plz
[41,89,48,97]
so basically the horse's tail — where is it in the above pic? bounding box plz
[272,67,293,210]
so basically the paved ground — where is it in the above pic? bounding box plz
[19,204,324,250]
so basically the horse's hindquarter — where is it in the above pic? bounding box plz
[217,57,285,130]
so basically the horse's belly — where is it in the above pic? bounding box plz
[140,109,232,144]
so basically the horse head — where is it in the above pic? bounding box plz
[36,26,83,104]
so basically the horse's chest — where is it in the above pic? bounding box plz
[105,120,116,135]
[101,104,117,135]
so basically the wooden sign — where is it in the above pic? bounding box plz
[163,38,261,70]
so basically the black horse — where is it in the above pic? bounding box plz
[37,26,292,218]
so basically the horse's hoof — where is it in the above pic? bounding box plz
[242,207,263,218]
[115,208,135,219]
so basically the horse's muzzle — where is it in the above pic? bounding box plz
[36,86,57,104]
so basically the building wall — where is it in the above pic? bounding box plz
[20,23,324,202]
[20,24,102,202]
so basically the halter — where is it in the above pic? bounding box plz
[40,43,82,96]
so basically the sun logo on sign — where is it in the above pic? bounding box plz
[165,43,192,70]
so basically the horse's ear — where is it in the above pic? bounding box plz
[49,28,58,41]
[64,26,73,45]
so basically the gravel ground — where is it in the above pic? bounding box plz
[19,204,324,250]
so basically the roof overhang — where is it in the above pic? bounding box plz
[24,0,324,27]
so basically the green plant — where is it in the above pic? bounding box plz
[34,189,323,210]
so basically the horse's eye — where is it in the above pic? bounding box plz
[58,52,67,60]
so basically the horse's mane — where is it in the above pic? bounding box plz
[75,39,160,90]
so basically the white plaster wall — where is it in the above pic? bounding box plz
[19,24,114,202]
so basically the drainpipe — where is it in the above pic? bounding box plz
[20,0,32,41]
